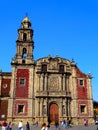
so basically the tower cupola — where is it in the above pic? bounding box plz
[22,16,31,29]
[11,16,34,65]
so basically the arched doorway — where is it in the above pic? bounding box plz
[49,103,59,124]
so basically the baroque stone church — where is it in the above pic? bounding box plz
[0,16,94,125]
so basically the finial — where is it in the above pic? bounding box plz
[55,54,58,58]
[25,12,28,17]
[72,58,75,63]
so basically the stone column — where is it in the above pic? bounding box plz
[29,67,34,97]
[46,98,48,116]
[60,101,63,117]
[10,67,16,98]
[45,74,48,91]
[66,75,69,93]
[62,100,65,116]
[59,75,62,91]
[40,98,43,116]
[40,74,44,91]
[87,77,93,117]
[38,74,40,91]
[64,98,67,116]
[38,98,40,116]
[63,74,66,91]
[43,99,47,116]
[66,99,68,116]
[8,67,16,119]
[88,78,92,99]
[68,100,71,116]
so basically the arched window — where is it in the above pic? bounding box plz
[22,48,27,59]
[23,33,27,41]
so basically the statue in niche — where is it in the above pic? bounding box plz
[63,106,65,114]
[43,105,46,115]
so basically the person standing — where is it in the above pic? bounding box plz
[45,124,50,130]
[67,119,72,128]
[35,121,38,128]
[1,120,4,130]
[55,122,59,130]
[18,121,23,130]
[3,121,7,130]
[7,121,12,130]
[26,122,30,130]
[62,120,66,128]
[41,123,46,130]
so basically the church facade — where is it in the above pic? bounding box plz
[0,17,94,125]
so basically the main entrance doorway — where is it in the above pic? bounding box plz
[49,103,59,124]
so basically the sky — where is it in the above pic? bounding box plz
[0,0,98,101]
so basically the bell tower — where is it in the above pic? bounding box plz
[8,17,35,122]
[12,16,34,65]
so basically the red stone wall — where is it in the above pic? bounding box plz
[1,79,11,96]
[78,100,89,116]
[0,100,8,120]
[76,67,88,99]
[13,100,28,116]
[76,67,89,116]
[77,79,87,99]
[15,69,29,98]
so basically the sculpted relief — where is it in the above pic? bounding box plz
[48,76,59,90]
[49,60,58,70]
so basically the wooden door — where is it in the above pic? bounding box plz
[49,103,59,124]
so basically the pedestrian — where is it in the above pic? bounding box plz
[18,121,23,130]
[61,120,63,127]
[62,120,66,128]
[86,120,88,126]
[67,119,72,128]
[7,121,12,130]
[83,119,87,126]
[3,121,7,130]
[1,120,4,130]
[45,124,50,130]
[55,122,59,130]
[26,121,30,130]
[40,123,46,130]
[35,121,38,128]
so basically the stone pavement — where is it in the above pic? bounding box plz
[0,124,98,130]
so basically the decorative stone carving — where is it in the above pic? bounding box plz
[49,61,58,70]
[48,76,59,90]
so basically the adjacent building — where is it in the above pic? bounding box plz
[0,17,94,125]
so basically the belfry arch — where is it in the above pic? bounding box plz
[22,48,27,59]
[23,33,27,41]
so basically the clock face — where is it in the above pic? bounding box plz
[3,84,7,89]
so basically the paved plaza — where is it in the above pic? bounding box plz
[0,124,98,130]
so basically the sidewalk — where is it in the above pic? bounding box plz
[0,124,97,130]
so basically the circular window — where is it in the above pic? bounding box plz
[3,84,7,88]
